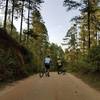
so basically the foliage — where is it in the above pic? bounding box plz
[87,45,100,72]
[63,0,100,76]
[0,47,24,81]
[0,41,39,82]
[63,0,81,11]
[63,0,100,50]
[65,45,100,75]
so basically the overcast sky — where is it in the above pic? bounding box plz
[40,0,80,48]
[0,0,80,49]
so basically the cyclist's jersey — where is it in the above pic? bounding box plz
[44,57,51,64]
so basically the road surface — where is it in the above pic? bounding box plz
[0,72,100,100]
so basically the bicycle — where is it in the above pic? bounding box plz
[39,67,50,78]
[57,67,66,75]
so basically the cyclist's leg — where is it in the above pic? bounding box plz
[47,68,50,77]
[45,64,48,76]
[46,64,50,77]
[57,67,60,74]
[57,65,62,74]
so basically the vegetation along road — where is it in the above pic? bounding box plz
[0,73,100,100]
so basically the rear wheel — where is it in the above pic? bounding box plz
[39,68,45,78]
[39,72,44,78]
[58,68,66,75]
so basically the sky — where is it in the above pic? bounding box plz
[0,0,80,49]
[40,0,80,48]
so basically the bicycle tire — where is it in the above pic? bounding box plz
[39,72,44,78]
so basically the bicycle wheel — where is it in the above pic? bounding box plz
[39,71,44,78]
[39,68,45,78]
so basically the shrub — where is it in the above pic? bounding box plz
[87,45,100,72]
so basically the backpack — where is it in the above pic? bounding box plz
[57,59,62,66]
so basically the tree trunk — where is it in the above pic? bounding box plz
[20,0,24,42]
[11,0,15,34]
[87,0,91,49]
[27,0,31,43]
[83,34,85,55]
[4,0,9,29]
[95,27,98,45]
[27,0,30,32]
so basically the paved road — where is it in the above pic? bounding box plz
[0,72,100,100]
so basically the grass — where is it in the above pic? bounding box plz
[0,79,15,90]
[0,82,9,90]
[73,72,100,91]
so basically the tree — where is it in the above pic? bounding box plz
[4,0,9,29]
[63,24,78,50]
[26,0,43,32]
[19,0,43,42]
[63,0,100,49]
[11,0,15,34]
[19,0,24,42]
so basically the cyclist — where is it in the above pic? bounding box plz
[56,56,64,74]
[44,55,52,77]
